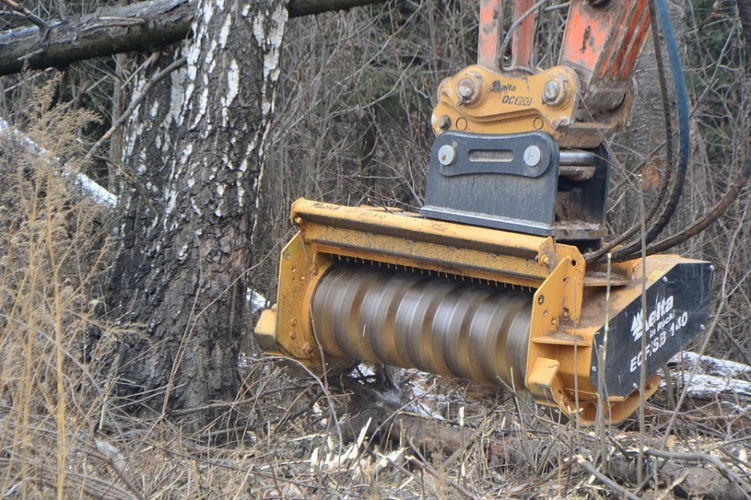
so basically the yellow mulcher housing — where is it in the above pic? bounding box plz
[255,0,714,424]
[255,200,711,425]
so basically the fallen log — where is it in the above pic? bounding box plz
[0,0,386,76]
[0,0,193,77]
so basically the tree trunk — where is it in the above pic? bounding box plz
[107,0,286,422]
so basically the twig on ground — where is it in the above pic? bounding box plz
[408,439,478,500]
[93,441,147,500]
[383,454,441,498]
[644,448,751,498]
[263,356,345,450]
[575,455,642,500]
[0,457,134,500]
[166,388,314,418]
[541,457,577,483]
[192,389,324,441]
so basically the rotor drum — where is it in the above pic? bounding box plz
[311,265,532,389]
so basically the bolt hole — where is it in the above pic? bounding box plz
[571,259,577,267]
[537,295,545,305]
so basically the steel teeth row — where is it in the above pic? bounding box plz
[333,255,533,291]
[312,265,533,388]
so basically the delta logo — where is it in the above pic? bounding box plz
[630,294,674,342]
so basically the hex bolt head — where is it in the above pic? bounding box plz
[524,145,542,167]
[437,115,451,130]
[543,78,567,106]
[438,144,456,166]
[457,77,477,104]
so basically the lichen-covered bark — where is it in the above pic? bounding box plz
[107,0,286,419]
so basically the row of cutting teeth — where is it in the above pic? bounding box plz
[333,254,533,292]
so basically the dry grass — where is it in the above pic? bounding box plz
[0,82,117,498]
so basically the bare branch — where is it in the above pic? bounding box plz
[84,56,187,214]
[84,56,187,165]
[0,0,48,31]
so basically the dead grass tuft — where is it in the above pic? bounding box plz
[0,81,119,499]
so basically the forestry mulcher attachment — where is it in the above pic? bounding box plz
[255,0,713,424]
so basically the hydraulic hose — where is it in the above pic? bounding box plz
[610,0,691,262]
[585,0,675,264]
[634,0,751,256]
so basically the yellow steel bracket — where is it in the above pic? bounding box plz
[535,240,585,323]
[254,231,336,368]
[526,244,585,414]
[527,357,567,412]
[431,65,580,140]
